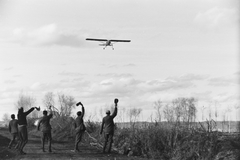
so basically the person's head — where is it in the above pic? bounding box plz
[18,107,24,114]
[77,111,82,116]
[106,110,110,115]
[11,114,15,119]
[43,110,48,116]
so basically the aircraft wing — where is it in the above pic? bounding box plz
[110,39,131,42]
[86,38,108,42]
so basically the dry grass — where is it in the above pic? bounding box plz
[27,117,240,160]
[82,120,240,160]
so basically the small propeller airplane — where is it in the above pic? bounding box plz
[86,38,131,50]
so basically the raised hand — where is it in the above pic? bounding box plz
[114,98,119,104]
[76,102,82,106]
[35,106,41,111]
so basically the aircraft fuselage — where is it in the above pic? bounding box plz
[99,40,112,46]
[86,38,130,50]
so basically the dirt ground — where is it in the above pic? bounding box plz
[0,128,145,160]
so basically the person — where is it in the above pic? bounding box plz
[100,98,118,154]
[17,106,38,155]
[37,106,53,152]
[73,102,85,152]
[8,114,19,149]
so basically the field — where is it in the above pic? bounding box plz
[1,119,240,160]
[0,126,145,160]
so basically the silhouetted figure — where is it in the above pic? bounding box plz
[17,107,37,155]
[100,98,118,154]
[37,106,53,152]
[8,114,20,149]
[74,102,86,152]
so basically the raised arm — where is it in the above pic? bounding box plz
[24,107,35,116]
[78,102,85,119]
[111,99,118,118]
[49,106,53,118]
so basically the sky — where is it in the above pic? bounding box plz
[0,0,239,122]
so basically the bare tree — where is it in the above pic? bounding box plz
[222,110,225,132]
[163,104,175,122]
[208,104,212,120]
[119,107,126,122]
[234,104,240,121]
[154,100,162,122]
[58,93,76,117]
[2,113,10,127]
[214,101,219,121]
[201,106,206,121]
[15,92,37,118]
[128,108,142,125]
[187,97,197,123]
[42,92,55,108]
[99,107,104,120]
[42,92,59,117]
[171,97,197,123]
[226,106,232,133]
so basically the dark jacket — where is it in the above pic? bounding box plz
[38,113,53,133]
[9,119,18,134]
[74,106,85,132]
[17,107,35,125]
[101,106,117,135]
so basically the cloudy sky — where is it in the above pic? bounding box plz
[0,0,239,122]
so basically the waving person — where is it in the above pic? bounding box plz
[100,98,118,154]
[73,102,86,152]
[17,106,38,155]
[37,106,53,153]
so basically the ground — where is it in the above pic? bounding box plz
[0,127,145,160]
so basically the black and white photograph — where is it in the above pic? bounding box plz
[0,0,239,159]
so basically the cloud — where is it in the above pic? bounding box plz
[194,7,239,29]
[99,63,136,69]
[59,79,70,83]
[30,82,43,90]
[58,71,86,77]
[76,74,211,101]
[97,73,133,78]
[191,91,212,102]
[13,75,21,78]
[142,92,178,103]
[108,64,119,68]
[141,79,194,92]
[4,80,16,84]
[86,78,141,97]
[166,73,209,82]
[212,93,240,103]
[123,63,136,67]
[208,76,239,86]
[3,67,13,71]
[12,24,86,47]
[234,71,240,76]
[85,76,197,99]
[28,79,91,95]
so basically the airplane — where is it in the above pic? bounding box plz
[86,38,131,50]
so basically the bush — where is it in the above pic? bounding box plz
[29,116,240,159]
[112,120,239,160]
